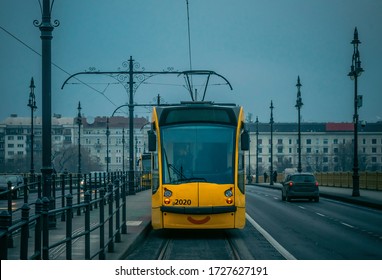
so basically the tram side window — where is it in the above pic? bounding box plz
[153,153,159,170]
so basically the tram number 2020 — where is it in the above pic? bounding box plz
[173,199,192,205]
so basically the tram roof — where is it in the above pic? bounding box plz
[155,101,242,126]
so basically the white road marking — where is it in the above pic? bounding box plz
[246,213,297,260]
[341,222,354,228]
[315,212,325,217]
[298,206,306,210]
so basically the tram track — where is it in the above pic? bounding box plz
[140,229,246,260]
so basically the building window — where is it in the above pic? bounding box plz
[323,147,328,153]
[277,139,283,145]
[372,139,377,145]
[306,148,311,153]
[306,139,311,145]
[277,147,283,153]
[333,139,338,144]
[372,147,377,153]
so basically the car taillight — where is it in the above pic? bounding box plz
[289,182,293,187]
[315,181,319,187]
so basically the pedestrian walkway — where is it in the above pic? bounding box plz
[5,189,152,260]
[4,185,381,260]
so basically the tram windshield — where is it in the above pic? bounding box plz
[161,124,235,184]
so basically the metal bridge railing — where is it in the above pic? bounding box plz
[0,171,150,260]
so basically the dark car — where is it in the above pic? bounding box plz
[0,174,25,199]
[281,173,319,202]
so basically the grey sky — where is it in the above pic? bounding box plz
[1,0,381,123]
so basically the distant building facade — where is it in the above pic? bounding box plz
[246,122,382,174]
[0,114,150,173]
[1,114,382,173]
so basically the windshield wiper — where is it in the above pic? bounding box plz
[171,177,207,184]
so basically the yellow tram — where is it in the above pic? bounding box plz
[148,102,249,229]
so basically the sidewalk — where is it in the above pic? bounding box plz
[251,183,382,210]
[5,189,152,260]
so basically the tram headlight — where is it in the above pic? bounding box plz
[224,188,234,204]
[164,189,172,197]
[224,188,233,197]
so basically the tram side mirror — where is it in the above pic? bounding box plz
[148,130,156,152]
[241,130,249,151]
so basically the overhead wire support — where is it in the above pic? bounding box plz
[186,0,194,97]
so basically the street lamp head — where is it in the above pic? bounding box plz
[295,76,303,108]
[28,77,37,109]
[77,101,82,125]
[296,76,302,89]
[351,27,361,45]
[348,27,364,80]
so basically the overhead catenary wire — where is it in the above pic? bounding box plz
[0,25,117,107]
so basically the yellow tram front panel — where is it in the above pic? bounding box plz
[159,182,240,229]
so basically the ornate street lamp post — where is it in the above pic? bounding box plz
[34,0,59,201]
[270,101,274,186]
[77,102,82,174]
[295,76,303,173]
[348,27,364,197]
[27,77,37,174]
[255,116,259,183]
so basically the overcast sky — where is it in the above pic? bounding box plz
[1,0,381,124]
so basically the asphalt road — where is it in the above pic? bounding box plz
[246,185,382,259]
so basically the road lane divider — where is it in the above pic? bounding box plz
[245,213,297,260]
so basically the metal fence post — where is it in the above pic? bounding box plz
[99,187,106,260]
[107,182,114,252]
[34,198,43,259]
[84,191,91,260]
[23,177,29,204]
[42,197,50,260]
[0,211,12,259]
[20,203,30,259]
[115,179,121,243]
[37,174,42,198]
[77,174,82,216]
[121,174,127,234]
[61,174,66,222]
[66,194,73,260]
